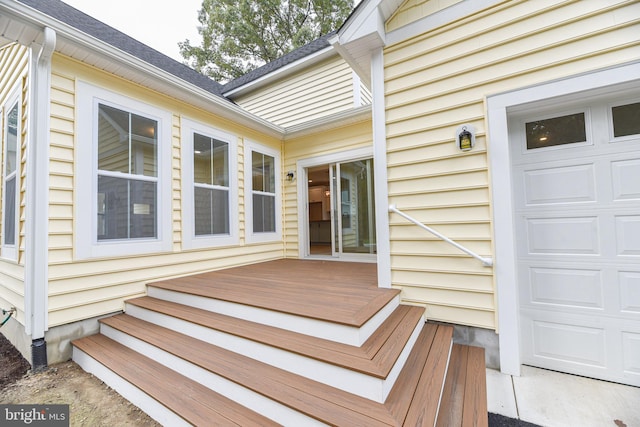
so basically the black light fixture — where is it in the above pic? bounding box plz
[455,124,476,152]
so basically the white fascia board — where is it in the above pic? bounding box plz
[2,0,285,139]
[222,47,336,98]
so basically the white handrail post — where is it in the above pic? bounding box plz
[389,205,493,267]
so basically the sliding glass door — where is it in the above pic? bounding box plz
[329,158,376,258]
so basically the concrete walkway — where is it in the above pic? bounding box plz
[487,366,640,427]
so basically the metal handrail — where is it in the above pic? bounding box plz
[389,204,493,267]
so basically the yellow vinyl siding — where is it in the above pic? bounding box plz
[49,71,75,265]
[0,43,27,324]
[234,56,363,128]
[360,82,373,105]
[282,120,373,258]
[384,0,640,329]
[17,76,27,262]
[386,0,464,32]
[46,54,284,327]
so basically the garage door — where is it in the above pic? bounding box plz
[510,90,640,386]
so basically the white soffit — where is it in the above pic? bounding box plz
[0,8,43,46]
[331,0,404,84]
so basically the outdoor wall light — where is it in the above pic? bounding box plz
[455,124,476,152]
[286,171,295,181]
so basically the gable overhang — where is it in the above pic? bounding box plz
[0,0,285,139]
[328,0,404,86]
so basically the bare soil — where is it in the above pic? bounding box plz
[0,333,159,426]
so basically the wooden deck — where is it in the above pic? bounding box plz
[73,258,488,426]
[149,258,397,326]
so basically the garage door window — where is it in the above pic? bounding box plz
[525,112,586,150]
[612,102,640,138]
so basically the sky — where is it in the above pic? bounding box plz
[62,0,203,62]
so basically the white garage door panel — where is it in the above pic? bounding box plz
[615,216,640,255]
[512,90,640,387]
[523,164,596,205]
[622,332,640,375]
[612,158,640,200]
[529,267,603,308]
[620,271,640,313]
[531,319,606,367]
[526,217,600,254]
[522,312,640,385]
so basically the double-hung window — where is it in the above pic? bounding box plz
[97,104,157,240]
[2,92,20,260]
[181,118,237,248]
[245,141,280,242]
[77,82,172,258]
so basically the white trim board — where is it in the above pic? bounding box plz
[486,60,640,376]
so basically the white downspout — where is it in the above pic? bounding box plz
[371,48,391,288]
[25,26,55,370]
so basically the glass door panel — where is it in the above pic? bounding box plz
[306,158,375,260]
[338,159,376,255]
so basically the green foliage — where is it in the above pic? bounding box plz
[179,0,353,82]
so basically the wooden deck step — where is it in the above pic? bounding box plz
[125,296,425,378]
[72,334,279,427]
[389,321,454,425]
[81,315,455,426]
[147,259,398,327]
[436,344,488,427]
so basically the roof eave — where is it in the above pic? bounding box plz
[283,104,372,140]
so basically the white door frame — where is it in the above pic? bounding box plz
[296,146,375,261]
[486,61,640,376]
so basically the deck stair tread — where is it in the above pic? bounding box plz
[72,334,280,427]
[386,323,453,424]
[92,314,454,426]
[126,296,425,378]
[147,259,399,326]
[436,344,488,427]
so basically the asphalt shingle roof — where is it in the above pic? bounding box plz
[18,0,225,98]
[16,0,339,101]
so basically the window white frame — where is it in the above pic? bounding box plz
[76,81,172,258]
[1,88,21,260]
[181,117,238,249]
[608,96,640,143]
[244,140,281,243]
[517,108,592,154]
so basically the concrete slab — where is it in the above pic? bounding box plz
[486,368,518,418]
[512,366,640,427]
